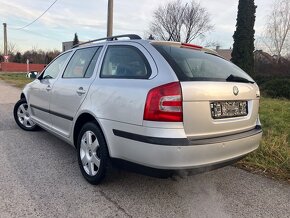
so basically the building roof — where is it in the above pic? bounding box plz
[254,50,275,63]
[215,47,232,61]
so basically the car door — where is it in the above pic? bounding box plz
[28,52,72,128]
[49,46,103,137]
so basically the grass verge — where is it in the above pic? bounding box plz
[0,73,289,182]
[236,98,290,182]
[0,72,34,88]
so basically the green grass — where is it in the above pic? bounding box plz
[0,73,34,88]
[0,73,289,182]
[237,98,290,182]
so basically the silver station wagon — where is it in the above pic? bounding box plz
[14,34,262,184]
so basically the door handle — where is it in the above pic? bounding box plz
[46,85,52,91]
[76,87,86,95]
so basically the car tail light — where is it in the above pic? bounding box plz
[144,82,183,122]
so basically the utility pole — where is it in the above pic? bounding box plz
[3,23,8,62]
[107,0,113,37]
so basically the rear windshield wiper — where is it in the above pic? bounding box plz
[226,74,255,83]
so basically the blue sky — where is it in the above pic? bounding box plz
[0,0,272,52]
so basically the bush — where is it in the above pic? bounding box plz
[254,75,272,86]
[261,79,290,99]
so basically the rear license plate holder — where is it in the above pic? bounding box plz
[210,101,248,119]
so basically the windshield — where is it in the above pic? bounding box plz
[153,44,255,83]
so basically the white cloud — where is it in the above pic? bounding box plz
[0,0,271,52]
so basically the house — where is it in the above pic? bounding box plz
[215,46,232,61]
[214,47,281,64]
[254,50,274,64]
[62,41,85,51]
[62,41,74,52]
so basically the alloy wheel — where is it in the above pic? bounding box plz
[80,130,101,176]
[17,103,35,128]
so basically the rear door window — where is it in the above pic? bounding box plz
[100,45,151,79]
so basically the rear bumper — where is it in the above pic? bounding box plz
[112,126,262,170]
[113,126,262,146]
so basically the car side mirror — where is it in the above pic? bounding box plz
[37,65,47,80]
[37,73,43,80]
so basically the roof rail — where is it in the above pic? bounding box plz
[73,34,142,48]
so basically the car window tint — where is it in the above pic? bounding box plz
[154,44,254,82]
[42,52,71,79]
[84,47,102,78]
[100,45,151,79]
[63,47,99,78]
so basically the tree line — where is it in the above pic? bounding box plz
[12,50,60,64]
[0,33,80,64]
[0,48,60,65]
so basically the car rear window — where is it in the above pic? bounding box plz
[153,44,254,83]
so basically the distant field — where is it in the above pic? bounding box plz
[0,73,289,182]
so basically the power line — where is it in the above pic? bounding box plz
[9,0,59,30]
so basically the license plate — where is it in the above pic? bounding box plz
[210,101,248,119]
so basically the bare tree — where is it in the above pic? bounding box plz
[183,1,213,43]
[149,0,184,42]
[149,0,213,43]
[202,40,221,49]
[263,0,290,60]
[31,45,39,51]
[8,42,18,55]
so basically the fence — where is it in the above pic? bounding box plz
[0,62,46,72]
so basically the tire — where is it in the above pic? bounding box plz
[13,98,39,131]
[77,122,109,185]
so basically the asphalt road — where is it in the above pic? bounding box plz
[0,80,289,218]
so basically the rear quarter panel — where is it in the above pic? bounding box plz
[83,41,176,126]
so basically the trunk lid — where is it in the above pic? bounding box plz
[181,81,260,138]
[152,42,260,138]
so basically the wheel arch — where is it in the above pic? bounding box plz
[73,113,109,153]
[20,93,26,100]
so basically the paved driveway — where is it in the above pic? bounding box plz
[0,80,289,218]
